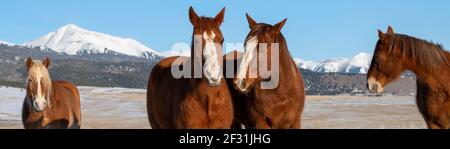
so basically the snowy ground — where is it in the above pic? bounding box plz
[0,86,424,129]
[0,86,24,129]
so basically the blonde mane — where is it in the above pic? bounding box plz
[26,60,52,108]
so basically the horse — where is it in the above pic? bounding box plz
[22,57,81,129]
[227,14,305,129]
[367,26,450,129]
[146,7,233,129]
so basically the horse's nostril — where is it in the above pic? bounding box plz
[33,101,38,108]
[234,79,243,89]
[239,80,244,87]
[371,84,378,91]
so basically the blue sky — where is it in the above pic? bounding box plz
[1,0,449,60]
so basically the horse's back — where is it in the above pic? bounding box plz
[149,56,186,81]
[54,81,79,99]
[148,56,186,99]
[147,56,186,128]
[53,80,81,128]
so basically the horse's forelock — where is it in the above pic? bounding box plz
[27,61,52,107]
[196,17,219,33]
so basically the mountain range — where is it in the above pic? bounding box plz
[0,41,13,46]
[22,24,161,59]
[295,52,373,74]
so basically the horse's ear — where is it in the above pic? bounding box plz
[214,7,225,26]
[378,29,385,40]
[26,57,33,68]
[189,6,199,26]
[246,13,257,29]
[42,57,51,68]
[271,18,287,35]
[387,26,394,34]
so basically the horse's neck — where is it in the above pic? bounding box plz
[409,54,450,89]
[255,46,298,95]
[277,44,298,84]
[445,51,450,64]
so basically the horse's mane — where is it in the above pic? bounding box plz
[388,34,449,70]
[275,33,295,67]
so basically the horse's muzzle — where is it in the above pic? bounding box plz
[207,77,221,87]
[234,78,250,94]
[33,99,47,112]
[367,78,384,93]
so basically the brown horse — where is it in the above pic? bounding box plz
[22,57,81,129]
[146,7,233,129]
[368,26,450,129]
[226,14,305,129]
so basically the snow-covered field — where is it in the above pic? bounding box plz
[0,86,424,129]
[0,86,24,128]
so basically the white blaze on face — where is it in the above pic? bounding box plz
[202,31,221,86]
[235,36,258,88]
[31,66,47,112]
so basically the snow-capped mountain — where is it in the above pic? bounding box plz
[0,41,13,46]
[345,52,372,73]
[294,58,319,70]
[23,24,161,59]
[296,52,373,74]
[313,58,350,73]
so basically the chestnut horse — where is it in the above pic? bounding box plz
[147,7,233,129]
[227,14,305,129]
[368,26,450,129]
[22,57,81,129]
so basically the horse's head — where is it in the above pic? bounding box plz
[367,26,406,93]
[25,57,52,112]
[234,14,286,93]
[189,6,225,87]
